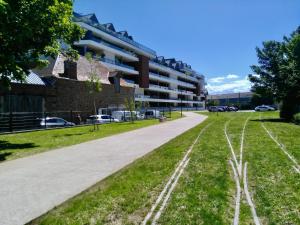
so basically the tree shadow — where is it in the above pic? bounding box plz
[0,152,12,161]
[250,118,287,123]
[53,132,86,138]
[0,140,38,151]
[0,140,38,162]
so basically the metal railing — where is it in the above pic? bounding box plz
[149,73,195,88]
[148,84,195,95]
[149,60,199,82]
[86,37,137,57]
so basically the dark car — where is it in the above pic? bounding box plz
[228,106,238,111]
[208,106,225,112]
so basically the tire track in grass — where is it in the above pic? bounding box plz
[229,160,241,225]
[261,120,300,174]
[225,116,261,225]
[142,123,213,225]
[243,162,260,225]
[239,117,250,176]
[225,120,240,176]
[151,158,190,225]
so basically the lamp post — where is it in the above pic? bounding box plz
[180,90,183,117]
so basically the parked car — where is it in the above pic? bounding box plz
[40,117,75,128]
[255,105,275,111]
[144,110,160,118]
[208,106,218,112]
[111,111,142,121]
[228,106,238,111]
[86,115,119,124]
[208,106,222,112]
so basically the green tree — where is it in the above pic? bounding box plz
[206,99,220,107]
[85,53,102,115]
[249,27,300,120]
[0,0,83,86]
[125,97,136,123]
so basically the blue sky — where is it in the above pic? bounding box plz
[74,0,300,94]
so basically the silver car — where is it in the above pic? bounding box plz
[40,117,75,128]
[255,105,275,111]
[86,115,119,124]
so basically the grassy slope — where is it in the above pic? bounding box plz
[158,113,235,225]
[244,113,300,224]
[30,118,210,225]
[28,111,300,224]
[260,111,300,161]
[0,112,182,162]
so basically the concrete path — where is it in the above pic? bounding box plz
[0,112,206,225]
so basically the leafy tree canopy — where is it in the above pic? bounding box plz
[249,27,300,119]
[0,0,84,86]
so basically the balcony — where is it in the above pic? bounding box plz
[96,57,139,75]
[149,73,195,89]
[135,95,204,104]
[148,85,196,96]
[89,37,138,57]
[75,39,138,62]
[149,61,199,82]
[74,16,156,57]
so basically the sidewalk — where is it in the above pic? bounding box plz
[0,112,206,225]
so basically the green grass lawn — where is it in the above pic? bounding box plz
[29,111,300,224]
[0,112,182,162]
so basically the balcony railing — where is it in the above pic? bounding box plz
[98,57,135,71]
[148,85,195,95]
[85,37,137,57]
[135,95,203,103]
[74,17,156,56]
[149,61,200,81]
[149,73,195,88]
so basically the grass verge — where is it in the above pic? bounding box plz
[28,111,299,224]
[29,117,210,225]
[0,112,182,162]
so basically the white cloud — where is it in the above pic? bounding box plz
[207,76,251,94]
[208,76,225,83]
[226,74,239,79]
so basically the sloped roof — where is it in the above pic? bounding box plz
[75,12,99,23]
[12,72,46,86]
[103,23,116,32]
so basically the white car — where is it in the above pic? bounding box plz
[255,105,275,111]
[40,117,75,128]
[86,115,119,124]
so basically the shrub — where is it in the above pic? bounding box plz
[293,113,300,125]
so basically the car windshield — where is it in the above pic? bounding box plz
[101,116,110,119]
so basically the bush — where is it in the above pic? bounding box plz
[293,113,300,125]
[280,98,299,121]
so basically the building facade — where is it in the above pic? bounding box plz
[72,12,206,109]
[207,92,253,109]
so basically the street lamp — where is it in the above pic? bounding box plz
[180,90,183,117]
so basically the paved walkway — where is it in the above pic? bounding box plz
[0,112,206,225]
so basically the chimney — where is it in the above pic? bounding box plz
[63,60,78,80]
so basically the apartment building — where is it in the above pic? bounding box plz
[73,12,206,109]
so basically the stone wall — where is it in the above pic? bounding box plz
[45,77,134,114]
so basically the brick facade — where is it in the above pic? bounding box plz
[45,77,134,113]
